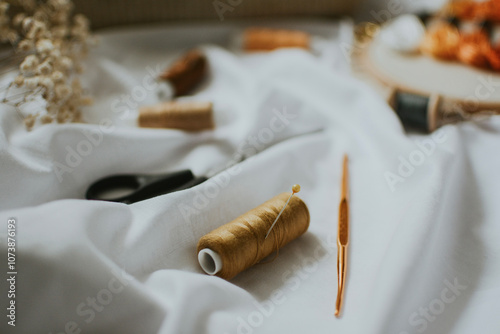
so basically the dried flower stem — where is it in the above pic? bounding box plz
[0,0,95,130]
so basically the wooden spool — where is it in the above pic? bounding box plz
[243,28,310,51]
[139,101,214,131]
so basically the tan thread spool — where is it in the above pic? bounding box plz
[243,28,310,51]
[197,192,310,280]
[139,101,214,131]
[160,49,208,97]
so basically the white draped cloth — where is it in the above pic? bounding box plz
[1,20,499,334]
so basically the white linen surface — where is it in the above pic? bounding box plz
[1,20,500,334]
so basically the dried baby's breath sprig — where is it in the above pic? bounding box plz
[0,0,94,130]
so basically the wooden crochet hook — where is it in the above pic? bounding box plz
[335,154,349,317]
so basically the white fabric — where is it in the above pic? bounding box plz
[1,20,500,334]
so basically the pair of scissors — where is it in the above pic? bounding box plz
[86,169,210,204]
[85,154,246,204]
[86,129,323,204]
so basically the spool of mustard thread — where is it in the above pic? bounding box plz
[243,28,310,51]
[139,101,214,131]
[197,192,310,280]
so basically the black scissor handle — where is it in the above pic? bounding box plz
[86,169,195,204]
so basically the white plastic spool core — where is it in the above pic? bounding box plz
[198,248,223,275]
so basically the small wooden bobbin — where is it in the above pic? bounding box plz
[139,101,214,131]
[243,28,310,51]
[160,50,208,97]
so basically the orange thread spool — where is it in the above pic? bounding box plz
[243,28,310,51]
